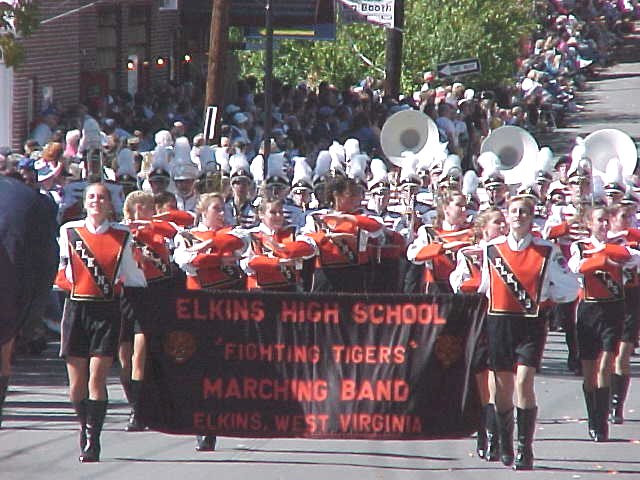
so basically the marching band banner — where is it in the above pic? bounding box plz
[137,289,485,440]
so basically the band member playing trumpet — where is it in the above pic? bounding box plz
[173,192,248,452]
[407,190,473,294]
[478,195,578,470]
[568,204,640,442]
[120,191,179,432]
[300,174,384,293]
[608,200,640,424]
[241,199,317,291]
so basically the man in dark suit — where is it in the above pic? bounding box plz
[0,176,58,427]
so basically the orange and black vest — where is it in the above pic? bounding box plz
[460,246,483,293]
[423,226,473,285]
[307,212,376,268]
[247,227,307,290]
[182,228,245,291]
[487,240,552,317]
[129,223,172,284]
[577,241,625,302]
[67,225,129,301]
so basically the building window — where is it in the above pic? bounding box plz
[128,5,151,89]
[96,8,121,90]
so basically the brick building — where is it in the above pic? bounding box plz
[1,0,180,150]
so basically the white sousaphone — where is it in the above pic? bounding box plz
[583,128,638,180]
[380,110,440,167]
[479,126,539,185]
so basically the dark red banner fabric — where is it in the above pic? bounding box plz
[137,289,485,440]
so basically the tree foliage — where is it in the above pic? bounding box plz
[235,0,536,93]
[0,0,39,68]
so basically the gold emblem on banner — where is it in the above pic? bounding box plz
[164,331,197,364]
[434,335,463,368]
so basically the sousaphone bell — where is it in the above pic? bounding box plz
[381,110,440,167]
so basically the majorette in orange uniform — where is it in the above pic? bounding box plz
[55,183,147,463]
[478,196,578,471]
[241,200,317,291]
[568,204,640,443]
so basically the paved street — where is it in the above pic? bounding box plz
[1,333,639,479]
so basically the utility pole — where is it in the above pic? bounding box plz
[205,0,230,144]
[384,0,404,99]
[263,0,274,172]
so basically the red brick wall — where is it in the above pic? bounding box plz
[12,0,82,150]
[11,0,179,150]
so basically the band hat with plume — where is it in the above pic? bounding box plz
[368,158,389,190]
[328,141,346,167]
[265,151,289,185]
[343,138,360,162]
[399,152,420,186]
[536,146,556,181]
[173,137,192,164]
[172,137,199,180]
[438,154,462,183]
[199,145,218,174]
[347,153,369,186]
[229,152,253,181]
[116,148,137,178]
[291,156,313,191]
[313,150,332,185]
[154,130,174,148]
[214,146,230,175]
[462,170,479,197]
[477,151,505,187]
[250,154,264,184]
[603,157,625,193]
[567,137,587,179]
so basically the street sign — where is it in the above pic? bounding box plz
[338,0,395,28]
[437,58,481,77]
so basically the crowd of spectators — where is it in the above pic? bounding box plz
[1,1,637,192]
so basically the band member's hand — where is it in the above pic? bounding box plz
[326,232,353,241]
[187,238,214,253]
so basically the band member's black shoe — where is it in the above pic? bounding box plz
[79,400,107,463]
[196,435,217,452]
[514,407,537,471]
[496,408,514,466]
[609,374,629,425]
[485,404,500,462]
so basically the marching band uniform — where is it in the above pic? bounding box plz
[478,213,578,469]
[241,223,317,291]
[568,234,640,441]
[55,214,146,462]
[301,207,383,292]
[173,205,247,453]
[301,155,384,293]
[608,223,640,424]
[121,217,178,431]
[408,222,474,294]
[365,158,407,293]
[173,225,247,292]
